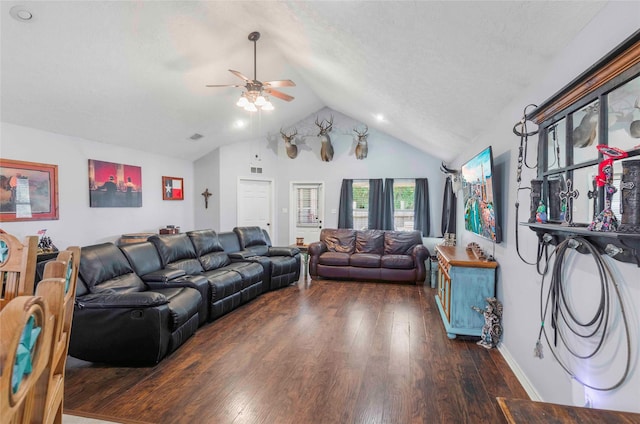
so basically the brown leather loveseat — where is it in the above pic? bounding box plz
[308,228,429,284]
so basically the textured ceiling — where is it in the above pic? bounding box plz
[0,1,606,162]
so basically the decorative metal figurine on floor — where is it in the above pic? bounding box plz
[472,297,503,349]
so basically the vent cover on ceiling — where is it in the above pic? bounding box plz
[189,133,204,141]
[251,167,263,174]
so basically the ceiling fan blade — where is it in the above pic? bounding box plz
[266,88,294,102]
[205,84,244,88]
[264,80,296,88]
[229,69,251,82]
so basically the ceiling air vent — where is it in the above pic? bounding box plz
[251,167,263,174]
[189,133,204,141]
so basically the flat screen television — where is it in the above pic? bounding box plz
[461,146,501,243]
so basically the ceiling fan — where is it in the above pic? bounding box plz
[206,31,295,112]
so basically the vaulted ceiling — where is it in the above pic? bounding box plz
[1,1,607,162]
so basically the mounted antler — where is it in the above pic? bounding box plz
[315,115,334,136]
[280,127,298,159]
[353,125,369,160]
[315,115,334,161]
[353,125,368,138]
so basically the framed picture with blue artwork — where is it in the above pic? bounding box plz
[162,176,184,200]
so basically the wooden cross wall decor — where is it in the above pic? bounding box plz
[558,179,579,226]
[201,188,212,209]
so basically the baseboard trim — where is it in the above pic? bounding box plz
[497,344,542,402]
[64,410,153,424]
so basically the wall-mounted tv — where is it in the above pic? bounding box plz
[461,146,502,243]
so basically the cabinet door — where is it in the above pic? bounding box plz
[449,267,495,330]
[437,261,452,322]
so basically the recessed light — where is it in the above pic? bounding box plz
[10,6,33,22]
[234,120,246,129]
[374,114,385,122]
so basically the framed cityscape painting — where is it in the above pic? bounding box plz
[88,159,142,207]
[162,176,184,200]
[0,158,59,221]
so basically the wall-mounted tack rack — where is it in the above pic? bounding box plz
[521,222,640,266]
[519,30,640,267]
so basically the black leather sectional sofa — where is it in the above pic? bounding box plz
[69,227,300,365]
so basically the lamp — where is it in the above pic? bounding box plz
[237,90,274,112]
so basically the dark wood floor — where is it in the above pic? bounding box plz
[65,279,528,423]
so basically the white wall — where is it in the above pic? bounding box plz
[0,122,194,247]
[194,107,445,245]
[193,147,220,231]
[455,2,639,413]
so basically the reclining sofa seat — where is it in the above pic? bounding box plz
[218,227,301,292]
[148,232,263,321]
[309,229,429,283]
[119,241,209,326]
[69,243,201,365]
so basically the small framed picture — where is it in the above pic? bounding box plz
[162,176,184,200]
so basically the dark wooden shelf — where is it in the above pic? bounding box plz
[521,222,640,267]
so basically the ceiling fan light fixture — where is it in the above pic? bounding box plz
[254,94,267,107]
[206,31,294,113]
[236,95,249,107]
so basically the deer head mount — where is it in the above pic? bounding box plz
[315,115,334,162]
[280,127,298,159]
[440,162,461,191]
[440,162,459,176]
[353,125,369,160]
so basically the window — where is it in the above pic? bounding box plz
[296,185,320,226]
[392,179,416,231]
[349,179,416,231]
[352,180,369,230]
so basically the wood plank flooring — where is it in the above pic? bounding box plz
[64,279,528,423]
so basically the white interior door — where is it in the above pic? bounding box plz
[290,182,324,245]
[237,178,273,238]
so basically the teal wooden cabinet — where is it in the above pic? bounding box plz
[435,245,498,339]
